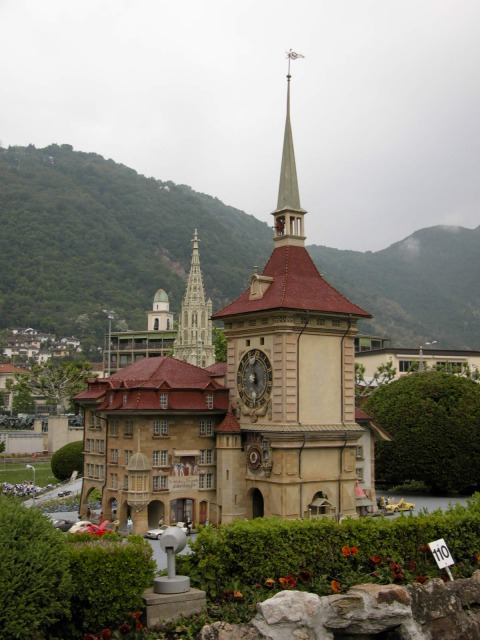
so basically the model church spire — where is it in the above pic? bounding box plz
[173,229,215,368]
[272,69,307,247]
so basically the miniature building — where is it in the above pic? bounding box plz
[75,72,388,532]
[104,290,177,374]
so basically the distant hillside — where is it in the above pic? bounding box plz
[309,225,480,349]
[0,144,478,351]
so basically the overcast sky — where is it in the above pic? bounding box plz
[1,1,479,252]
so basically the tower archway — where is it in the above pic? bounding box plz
[252,488,264,519]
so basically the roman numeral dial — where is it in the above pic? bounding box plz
[237,349,272,408]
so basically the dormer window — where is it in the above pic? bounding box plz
[160,393,168,409]
[206,393,213,409]
[109,394,114,405]
[122,393,128,405]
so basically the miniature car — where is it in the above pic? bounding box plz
[145,524,169,539]
[385,498,415,513]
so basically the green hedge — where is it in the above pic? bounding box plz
[0,494,157,639]
[54,534,156,638]
[177,495,480,598]
[0,496,72,640]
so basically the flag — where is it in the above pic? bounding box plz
[287,50,305,60]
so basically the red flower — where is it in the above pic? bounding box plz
[298,569,313,583]
[341,545,351,556]
[101,631,112,640]
[369,556,382,565]
[331,580,340,593]
[350,546,359,555]
[420,545,429,553]
[416,575,428,584]
[118,624,131,637]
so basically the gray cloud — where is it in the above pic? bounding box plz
[1,0,478,251]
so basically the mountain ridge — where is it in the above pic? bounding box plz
[1,144,478,351]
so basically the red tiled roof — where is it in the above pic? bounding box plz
[96,389,230,412]
[355,407,372,421]
[215,409,241,432]
[75,357,230,412]
[205,362,227,376]
[0,364,29,374]
[108,356,224,390]
[213,245,371,319]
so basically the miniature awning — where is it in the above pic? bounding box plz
[356,497,373,507]
[309,498,334,508]
[173,450,201,457]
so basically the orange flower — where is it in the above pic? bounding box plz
[331,579,340,593]
[264,578,275,589]
[233,590,244,599]
[350,546,359,555]
[341,545,351,556]
[369,555,382,564]
[279,575,297,589]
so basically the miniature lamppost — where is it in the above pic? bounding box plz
[26,463,36,505]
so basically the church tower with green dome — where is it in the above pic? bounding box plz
[147,288,174,331]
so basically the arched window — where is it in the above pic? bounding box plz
[154,318,159,330]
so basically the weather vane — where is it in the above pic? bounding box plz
[286,49,305,76]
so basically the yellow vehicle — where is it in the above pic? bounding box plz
[385,498,415,513]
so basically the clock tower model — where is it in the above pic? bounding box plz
[213,72,381,523]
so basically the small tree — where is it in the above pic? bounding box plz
[0,496,72,638]
[8,360,93,414]
[51,440,84,481]
[213,327,227,362]
[6,378,35,414]
[364,371,480,494]
[355,361,396,406]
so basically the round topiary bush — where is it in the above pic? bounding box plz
[0,496,72,638]
[51,440,84,481]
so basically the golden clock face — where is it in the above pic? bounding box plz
[237,349,272,408]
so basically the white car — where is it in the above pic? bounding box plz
[145,522,189,539]
[145,524,169,539]
[68,520,93,534]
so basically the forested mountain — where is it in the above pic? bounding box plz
[1,144,478,352]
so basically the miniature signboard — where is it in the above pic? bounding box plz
[428,538,454,580]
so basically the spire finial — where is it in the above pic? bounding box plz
[286,49,305,77]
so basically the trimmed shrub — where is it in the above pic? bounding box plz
[57,534,156,638]
[51,440,84,481]
[177,494,480,598]
[0,496,72,639]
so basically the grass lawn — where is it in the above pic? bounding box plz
[0,461,57,486]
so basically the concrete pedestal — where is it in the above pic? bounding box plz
[142,587,207,627]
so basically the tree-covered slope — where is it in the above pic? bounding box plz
[0,144,272,344]
[1,144,478,350]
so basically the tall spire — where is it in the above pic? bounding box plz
[276,75,302,213]
[173,229,215,368]
[272,63,307,247]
